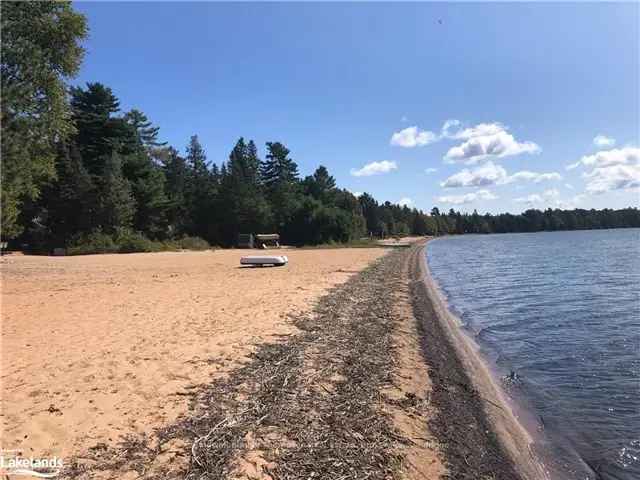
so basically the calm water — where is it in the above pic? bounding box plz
[426,229,640,480]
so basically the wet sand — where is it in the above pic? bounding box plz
[409,242,549,479]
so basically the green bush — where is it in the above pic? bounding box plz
[67,231,118,255]
[115,230,158,253]
[66,231,210,255]
[178,236,210,250]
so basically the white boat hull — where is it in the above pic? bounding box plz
[240,255,288,266]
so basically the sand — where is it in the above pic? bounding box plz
[0,247,385,462]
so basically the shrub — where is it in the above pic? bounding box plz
[67,231,118,255]
[115,230,158,253]
[178,236,210,250]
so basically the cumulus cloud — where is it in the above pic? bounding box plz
[514,189,560,205]
[389,119,540,165]
[350,160,398,177]
[440,162,561,188]
[584,164,640,194]
[441,119,462,138]
[515,189,587,209]
[564,147,640,194]
[352,191,363,197]
[593,135,616,147]
[398,197,413,207]
[440,162,508,188]
[390,126,438,148]
[444,123,541,164]
[436,189,498,205]
[424,167,438,174]
[508,171,563,183]
[567,147,639,170]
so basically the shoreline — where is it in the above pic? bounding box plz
[408,240,549,479]
[4,241,551,479]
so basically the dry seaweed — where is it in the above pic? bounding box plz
[63,249,413,480]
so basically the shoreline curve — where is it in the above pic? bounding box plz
[408,240,550,480]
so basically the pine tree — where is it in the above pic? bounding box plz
[38,142,95,245]
[261,142,299,188]
[184,135,215,239]
[261,141,300,236]
[303,165,336,202]
[70,82,133,175]
[160,147,190,237]
[218,138,272,245]
[124,150,169,237]
[123,109,167,150]
[96,151,135,233]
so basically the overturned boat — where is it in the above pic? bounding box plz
[240,255,288,267]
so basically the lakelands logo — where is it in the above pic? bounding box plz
[0,450,63,478]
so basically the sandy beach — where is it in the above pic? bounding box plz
[1,248,384,464]
[1,242,535,479]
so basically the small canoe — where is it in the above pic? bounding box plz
[240,255,288,267]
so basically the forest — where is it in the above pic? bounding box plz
[2,2,639,254]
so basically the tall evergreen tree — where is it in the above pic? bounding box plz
[96,152,135,234]
[123,109,167,151]
[218,138,272,245]
[261,142,299,187]
[47,142,95,241]
[184,135,215,239]
[261,141,300,237]
[160,147,190,237]
[70,83,130,170]
[303,165,336,202]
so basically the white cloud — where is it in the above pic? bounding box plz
[564,147,640,194]
[398,197,413,207]
[514,189,560,205]
[390,126,438,148]
[593,135,616,148]
[350,160,398,177]
[452,122,505,139]
[389,120,540,165]
[568,147,639,170]
[508,171,563,183]
[515,189,587,209]
[441,162,508,188]
[584,164,640,194]
[441,119,462,138]
[443,122,540,164]
[565,183,574,190]
[352,191,363,197]
[440,161,561,188]
[436,189,498,205]
[424,167,438,174]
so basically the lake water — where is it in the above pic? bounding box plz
[426,229,640,480]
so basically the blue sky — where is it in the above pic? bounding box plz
[73,1,639,213]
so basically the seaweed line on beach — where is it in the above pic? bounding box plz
[63,248,416,480]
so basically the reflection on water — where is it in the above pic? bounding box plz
[427,229,640,480]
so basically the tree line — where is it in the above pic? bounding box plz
[2,2,639,253]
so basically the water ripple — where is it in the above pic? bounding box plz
[427,229,640,480]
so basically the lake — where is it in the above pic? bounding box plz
[426,229,640,480]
